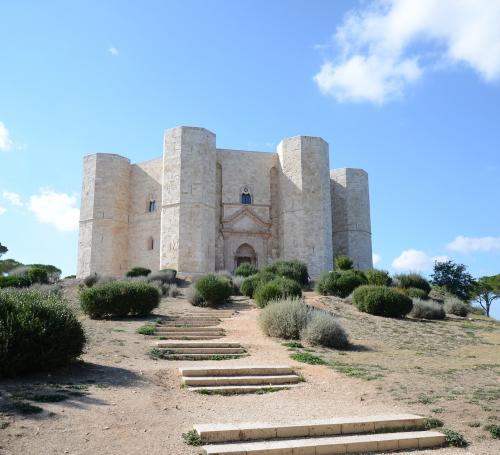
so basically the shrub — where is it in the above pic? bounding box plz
[254,277,302,308]
[444,297,469,317]
[0,289,86,376]
[234,263,258,277]
[28,264,61,283]
[232,276,244,295]
[64,275,76,279]
[405,287,429,300]
[83,273,100,288]
[187,284,204,306]
[148,269,177,284]
[353,285,413,318]
[149,280,169,295]
[301,310,349,348]
[0,276,29,289]
[366,269,392,286]
[27,266,49,284]
[485,424,500,439]
[80,281,160,318]
[240,272,275,298]
[394,273,431,294]
[335,255,353,270]
[126,267,151,278]
[315,270,367,298]
[168,284,179,298]
[259,298,311,339]
[194,274,232,307]
[262,260,309,286]
[410,299,445,320]
[136,323,156,335]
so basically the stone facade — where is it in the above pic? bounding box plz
[77,126,373,279]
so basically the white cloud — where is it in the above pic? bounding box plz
[372,253,381,265]
[0,121,13,151]
[447,235,500,253]
[2,191,23,207]
[0,206,6,215]
[314,0,500,103]
[28,188,80,232]
[391,249,448,272]
[108,46,119,56]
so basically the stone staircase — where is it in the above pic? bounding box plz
[154,341,247,360]
[193,414,446,454]
[179,365,302,394]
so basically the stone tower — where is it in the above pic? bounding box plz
[160,126,217,274]
[277,136,334,278]
[77,153,130,277]
[330,168,373,270]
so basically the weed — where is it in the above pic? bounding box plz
[424,417,443,429]
[417,393,436,404]
[442,429,467,447]
[148,348,163,360]
[182,429,202,446]
[484,424,500,439]
[431,408,445,414]
[290,351,326,365]
[467,422,481,427]
[282,341,303,349]
[136,323,156,336]
[329,361,383,381]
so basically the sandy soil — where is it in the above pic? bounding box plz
[0,285,498,454]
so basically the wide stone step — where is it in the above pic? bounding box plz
[202,431,446,454]
[155,330,225,336]
[158,347,246,354]
[194,414,427,443]
[184,312,235,318]
[162,318,221,324]
[190,384,296,394]
[155,326,225,333]
[159,353,247,361]
[183,375,300,387]
[159,322,221,327]
[181,366,294,377]
[157,335,225,340]
[156,341,240,348]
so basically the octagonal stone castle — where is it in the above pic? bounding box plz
[77,126,372,279]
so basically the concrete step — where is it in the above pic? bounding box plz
[159,321,221,327]
[155,326,225,333]
[184,312,235,318]
[190,384,297,394]
[162,318,221,324]
[156,341,241,348]
[158,353,247,361]
[183,374,300,387]
[194,414,427,443]
[155,330,225,336]
[181,366,294,378]
[202,431,446,454]
[158,347,246,354]
[156,335,225,340]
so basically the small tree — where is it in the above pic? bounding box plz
[471,275,500,317]
[335,255,353,271]
[430,260,475,300]
[0,242,7,258]
[0,259,23,274]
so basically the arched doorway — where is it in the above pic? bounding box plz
[234,243,257,270]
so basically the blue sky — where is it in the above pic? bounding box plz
[1,1,499,314]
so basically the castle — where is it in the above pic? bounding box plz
[77,126,373,279]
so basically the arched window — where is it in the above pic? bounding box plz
[147,237,154,250]
[148,199,156,212]
[240,187,252,205]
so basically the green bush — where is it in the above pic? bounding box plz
[410,299,445,320]
[0,289,86,377]
[240,272,275,298]
[126,267,151,278]
[80,281,160,318]
[366,269,392,286]
[335,255,353,270]
[444,297,469,317]
[405,287,429,300]
[233,263,258,277]
[394,273,431,294]
[353,285,413,318]
[254,277,302,308]
[148,269,177,284]
[315,270,367,298]
[27,266,49,285]
[231,276,245,295]
[301,309,349,348]
[262,260,309,286]
[83,273,100,287]
[28,264,61,283]
[187,284,204,306]
[259,298,311,339]
[194,274,232,307]
[0,276,29,289]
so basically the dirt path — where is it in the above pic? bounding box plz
[0,289,497,454]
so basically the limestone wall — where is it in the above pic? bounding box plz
[330,168,373,270]
[278,136,334,278]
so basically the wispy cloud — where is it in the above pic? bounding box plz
[108,46,119,56]
[314,0,500,103]
[447,235,500,253]
[2,191,23,207]
[28,188,80,232]
[392,249,448,272]
[0,206,6,216]
[0,121,13,151]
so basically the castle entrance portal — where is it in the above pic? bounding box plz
[234,243,257,270]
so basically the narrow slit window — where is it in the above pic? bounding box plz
[148,199,156,212]
[147,237,154,250]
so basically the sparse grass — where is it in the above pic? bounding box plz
[431,407,445,414]
[136,323,156,335]
[467,421,481,427]
[9,400,43,415]
[424,417,443,429]
[182,429,202,446]
[417,393,438,405]
[484,423,500,439]
[290,351,326,365]
[442,429,468,447]
[328,360,384,381]
[282,341,303,349]
[28,393,68,403]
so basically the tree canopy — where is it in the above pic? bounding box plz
[430,260,475,300]
[471,274,500,317]
[0,242,7,258]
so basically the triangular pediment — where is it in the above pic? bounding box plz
[222,207,270,233]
